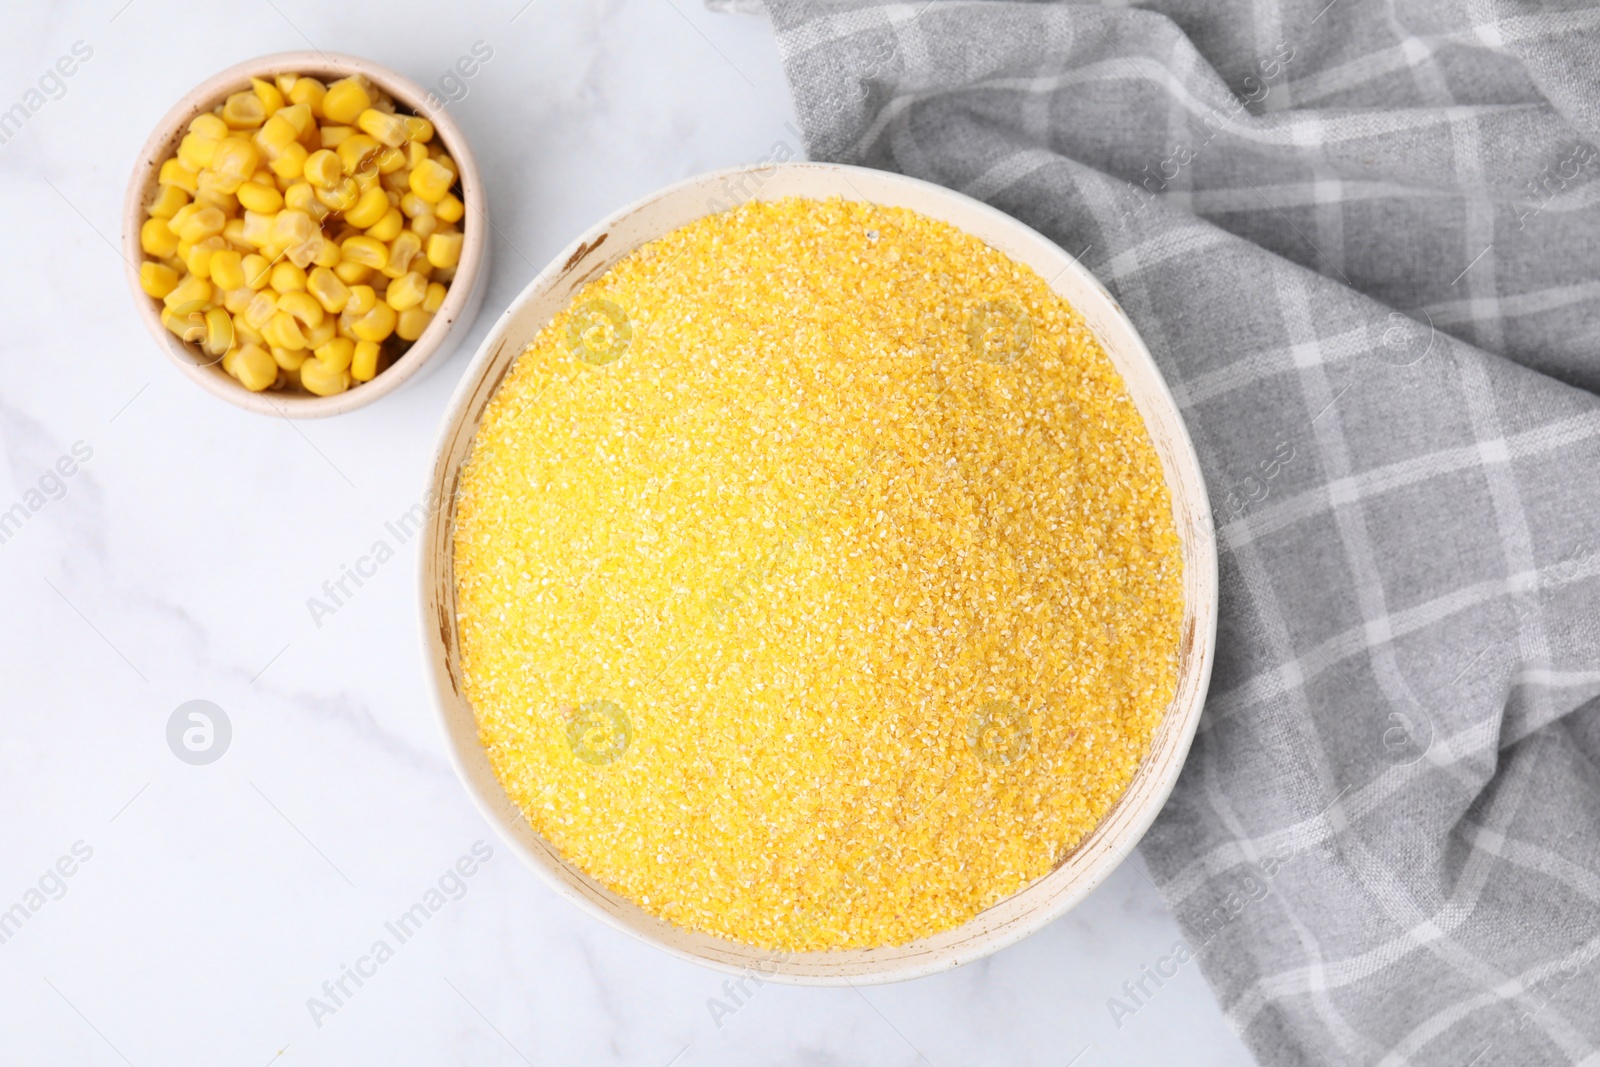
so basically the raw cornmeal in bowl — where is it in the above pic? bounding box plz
[452,197,1183,952]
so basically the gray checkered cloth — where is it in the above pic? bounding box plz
[757,1,1600,1063]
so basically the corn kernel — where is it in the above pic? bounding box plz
[395,307,433,342]
[265,310,309,350]
[303,148,343,188]
[146,184,190,220]
[267,141,309,181]
[201,307,235,357]
[318,124,356,148]
[336,133,380,176]
[222,91,266,129]
[206,249,245,291]
[314,336,355,372]
[287,77,326,116]
[425,231,463,270]
[177,131,216,171]
[251,76,284,114]
[282,182,330,223]
[268,261,306,294]
[321,78,372,124]
[287,235,326,270]
[422,281,447,314]
[435,192,465,224]
[403,140,430,171]
[240,253,272,289]
[350,338,381,381]
[409,158,454,203]
[315,177,360,212]
[344,284,377,315]
[271,344,307,370]
[341,235,388,270]
[349,301,397,342]
[277,290,325,330]
[365,208,404,242]
[256,113,299,156]
[402,116,433,143]
[269,209,317,247]
[384,231,422,278]
[399,192,432,220]
[189,113,229,140]
[306,267,351,313]
[332,260,372,285]
[344,185,390,228]
[159,157,199,193]
[355,108,409,149]
[275,102,316,141]
[139,261,181,299]
[299,355,351,396]
[242,290,278,329]
[385,271,428,311]
[236,181,283,214]
[226,343,278,391]
[303,316,337,348]
[163,272,212,312]
[141,216,181,258]
[184,236,227,280]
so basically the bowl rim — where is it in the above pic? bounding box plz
[419,160,1219,984]
[121,49,489,419]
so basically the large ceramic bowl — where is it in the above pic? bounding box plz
[122,51,489,418]
[420,162,1217,984]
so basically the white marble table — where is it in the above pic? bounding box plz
[0,1,1254,1063]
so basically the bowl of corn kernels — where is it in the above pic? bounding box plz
[420,162,1218,984]
[123,52,488,417]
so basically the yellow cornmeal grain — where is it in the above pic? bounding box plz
[452,197,1183,952]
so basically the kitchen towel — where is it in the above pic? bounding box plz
[758,1,1600,1062]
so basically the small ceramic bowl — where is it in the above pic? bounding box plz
[420,162,1218,984]
[122,51,489,418]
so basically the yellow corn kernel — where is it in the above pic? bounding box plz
[408,213,438,241]
[176,131,216,171]
[299,355,351,396]
[158,157,199,193]
[286,235,326,270]
[251,77,284,114]
[349,301,397,342]
[402,116,434,144]
[320,78,372,124]
[275,102,317,142]
[425,231,463,270]
[188,113,228,140]
[385,271,428,311]
[307,266,351,313]
[277,290,325,330]
[332,260,372,285]
[336,133,380,176]
[404,140,429,171]
[315,177,359,212]
[350,338,380,381]
[162,305,204,343]
[281,182,327,221]
[209,136,259,192]
[341,235,388,270]
[173,206,224,244]
[256,113,300,157]
[364,208,402,242]
[184,236,227,279]
[374,144,408,175]
[267,140,309,181]
[422,281,447,314]
[146,184,190,220]
[237,210,274,249]
[408,158,454,204]
[236,180,283,214]
[222,91,266,129]
[221,218,248,246]
[242,290,278,329]
[191,170,239,213]
[205,249,244,291]
[269,209,318,248]
[303,316,337,349]
[384,231,422,278]
[355,108,409,149]
[222,287,255,316]
[398,192,431,219]
[314,336,355,372]
[343,185,390,229]
[139,261,181,299]
[163,272,212,312]
[264,310,309,350]
[241,253,272,289]
[141,217,181,258]
[303,149,343,188]
[435,192,465,224]
[201,307,235,357]
[318,124,356,148]
[379,168,412,195]
[312,238,342,268]
[226,343,279,391]
[396,307,433,342]
[287,76,326,116]
[274,73,298,95]
[271,344,307,371]
[344,284,377,315]
[269,261,307,293]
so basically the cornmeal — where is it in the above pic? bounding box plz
[452,197,1183,951]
